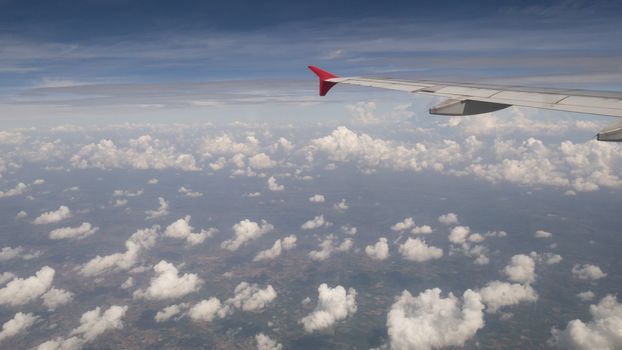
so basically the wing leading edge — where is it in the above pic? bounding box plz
[308,65,622,142]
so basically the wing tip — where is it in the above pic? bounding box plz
[308,66,338,96]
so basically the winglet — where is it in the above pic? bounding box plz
[308,66,338,96]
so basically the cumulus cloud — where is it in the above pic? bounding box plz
[571,264,607,281]
[79,226,159,276]
[178,186,203,197]
[42,288,74,311]
[0,266,54,306]
[438,212,459,225]
[49,223,98,240]
[155,303,189,323]
[164,215,216,246]
[145,197,169,220]
[341,225,357,236]
[448,226,471,244]
[365,237,389,260]
[309,194,325,203]
[256,333,283,350]
[267,176,284,191]
[577,291,595,302]
[301,215,327,230]
[504,254,536,284]
[0,312,38,342]
[478,281,538,313]
[0,246,24,261]
[33,206,72,225]
[221,219,274,251]
[188,298,231,322]
[0,272,15,285]
[391,217,415,232]
[200,134,259,158]
[225,282,277,312]
[399,238,443,262]
[333,199,348,212]
[387,288,484,350]
[300,284,357,333]
[134,260,202,300]
[70,135,200,171]
[535,230,553,239]
[112,189,143,197]
[249,153,276,169]
[254,235,297,261]
[308,235,353,261]
[550,295,622,350]
[0,182,28,198]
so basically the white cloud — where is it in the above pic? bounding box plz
[147,178,159,184]
[0,182,28,198]
[164,215,216,246]
[113,199,128,207]
[309,194,325,203]
[188,298,231,322]
[249,153,276,169]
[308,235,352,261]
[398,238,443,262]
[246,192,262,198]
[341,225,357,236]
[438,212,459,225]
[42,288,74,311]
[572,264,607,281]
[0,312,38,342]
[256,333,283,350]
[411,225,433,235]
[333,199,348,211]
[120,277,134,290]
[391,217,415,232]
[0,266,54,306]
[300,284,357,333]
[178,186,203,197]
[301,215,327,230]
[448,226,471,244]
[478,281,538,313]
[33,206,72,225]
[155,303,189,323]
[200,134,259,158]
[69,305,127,343]
[0,246,24,261]
[550,295,622,350]
[365,237,389,260]
[112,189,143,197]
[0,272,15,285]
[15,210,27,219]
[221,219,274,251]
[504,254,536,284]
[70,135,200,171]
[225,282,277,312]
[267,176,284,191]
[79,226,159,276]
[545,253,563,265]
[49,223,98,240]
[145,197,169,220]
[254,235,297,261]
[577,291,595,302]
[387,288,484,350]
[535,230,553,239]
[134,260,203,300]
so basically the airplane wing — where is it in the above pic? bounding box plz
[308,65,622,142]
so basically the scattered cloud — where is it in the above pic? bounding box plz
[309,194,325,203]
[267,176,284,191]
[438,213,459,225]
[398,238,443,262]
[134,260,203,300]
[387,288,484,350]
[504,254,536,284]
[256,333,283,350]
[49,223,98,240]
[254,235,297,261]
[0,266,54,306]
[188,298,231,322]
[178,186,203,197]
[300,284,357,333]
[0,182,28,198]
[534,230,553,239]
[365,237,389,260]
[225,282,277,312]
[577,291,595,302]
[478,281,538,313]
[33,206,72,225]
[550,295,622,350]
[221,219,274,251]
[145,197,169,220]
[571,264,607,281]
[309,235,353,261]
[0,312,38,342]
[79,226,159,276]
[301,215,327,230]
[155,303,189,323]
[164,215,216,246]
[42,288,74,311]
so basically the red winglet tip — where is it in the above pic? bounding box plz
[308,66,338,96]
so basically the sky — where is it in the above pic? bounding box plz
[0,1,622,350]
